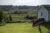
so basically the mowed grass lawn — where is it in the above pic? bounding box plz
[0,23,49,33]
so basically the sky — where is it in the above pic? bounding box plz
[0,0,50,6]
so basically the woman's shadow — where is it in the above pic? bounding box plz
[41,22,50,33]
[32,22,50,33]
[35,22,50,33]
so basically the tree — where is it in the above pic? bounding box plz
[0,10,8,26]
[9,15,12,21]
[6,14,12,23]
[0,11,3,23]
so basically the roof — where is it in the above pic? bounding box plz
[42,5,50,11]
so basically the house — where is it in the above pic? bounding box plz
[37,5,50,22]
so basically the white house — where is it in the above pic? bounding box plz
[37,5,50,22]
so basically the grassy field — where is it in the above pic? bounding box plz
[0,23,49,33]
[1,11,49,33]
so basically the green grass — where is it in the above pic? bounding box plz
[4,11,37,21]
[11,13,37,21]
[2,9,50,33]
[0,23,49,33]
[0,12,50,33]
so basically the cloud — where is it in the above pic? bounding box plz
[0,0,50,6]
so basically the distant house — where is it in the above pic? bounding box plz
[37,5,50,22]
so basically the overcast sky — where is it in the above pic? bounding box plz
[0,0,50,6]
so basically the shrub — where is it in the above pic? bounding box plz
[9,15,12,21]
[0,11,3,21]
[33,16,37,19]
[6,15,13,23]
[25,15,33,20]
[0,11,4,25]
[0,10,6,26]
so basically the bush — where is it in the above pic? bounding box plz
[0,11,6,26]
[0,11,4,25]
[25,15,37,20]
[0,11,3,22]
[6,15,13,23]
[33,16,37,19]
